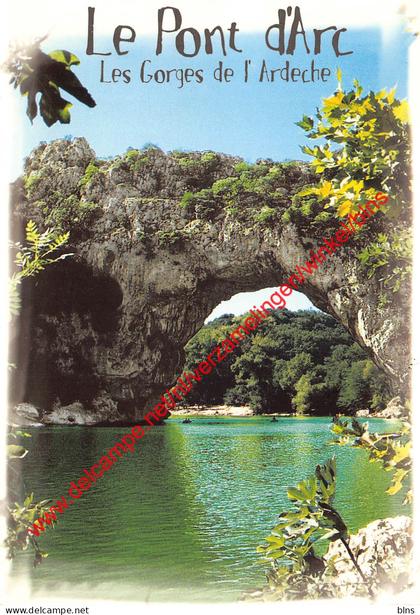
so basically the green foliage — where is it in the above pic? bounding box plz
[155,229,184,247]
[331,417,412,503]
[179,191,195,208]
[178,159,306,226]
[296,77,410,219]
[254,206,276,224]
[292,374,312,415]
[23,172,42,196]
[10,220,71,318]
[5,38,96,126]
[256,458,372,600]
[7,224,69,565]
[357,229,412,292]
[175,151,218,170]
[125,149,141,160]
[200,152,218,163]
[176,156,196,169]
[79,162,101,187]
[337,359,389,413]
[286,75,412,297]
[184,310,390,414]
[233,161,253,173]
[40,195,100,233]
[6,493,52,566]
[123,149,148,171]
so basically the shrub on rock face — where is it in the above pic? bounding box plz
[79,162,101,187]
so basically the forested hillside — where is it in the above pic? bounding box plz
[183,310,390,414]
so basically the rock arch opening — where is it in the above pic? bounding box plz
[10,139,410,423]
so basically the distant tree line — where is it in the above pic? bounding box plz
[182,310,390,415]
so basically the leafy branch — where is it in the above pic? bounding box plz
[6,221,71,565]
[6,430,51,566]
[4,38,96,126]
[10,220,71,318]
[296,72,410,219]
[6,492,53,566]
[257,458,373,599]
[331,417,412,504]
[357,229,412,292]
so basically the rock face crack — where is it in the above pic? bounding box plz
[10,138,410,423]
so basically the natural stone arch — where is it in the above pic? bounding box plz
[10,138,410,422]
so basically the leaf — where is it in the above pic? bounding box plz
[11,44,95,127]
[319,529,340,541]
[386,481,403,496]
[319,181,332,199]
[403,489,413,505]
[7,445,28,459]
[298,186,316,197]
[393,100,409,123]
[323,91,344,109]
[387,87,396,104]
[48,50,80,67]
[58,102,73,124]
[297,477,317,501]
[272,522,291,533]
[287,487,306,501]
[296,115,314,131]
[353,79,363,98]
[24,493,34,507]
[265,548,286,560]
[301,145,314,156]
[337,199,354,217]
[265,535,286,547]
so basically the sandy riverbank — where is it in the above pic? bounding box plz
[170,404,254,417]
[169,405,294,417]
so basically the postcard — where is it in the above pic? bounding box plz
[1,1,419,613]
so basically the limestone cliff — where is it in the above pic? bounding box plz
[9,138,410,423]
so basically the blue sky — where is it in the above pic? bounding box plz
[13,25,412,319]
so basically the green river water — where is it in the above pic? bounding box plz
[10,416,407,602]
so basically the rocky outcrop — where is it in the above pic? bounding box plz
[373,396,407,419]
[10,403,43,427]
[9,138,411,423]
[323,515,412,597]
[243,515,412,601]
[42,391,123,425]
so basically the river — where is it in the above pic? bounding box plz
[10,416,407,602]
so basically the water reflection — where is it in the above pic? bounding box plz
[10,417,406,602]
